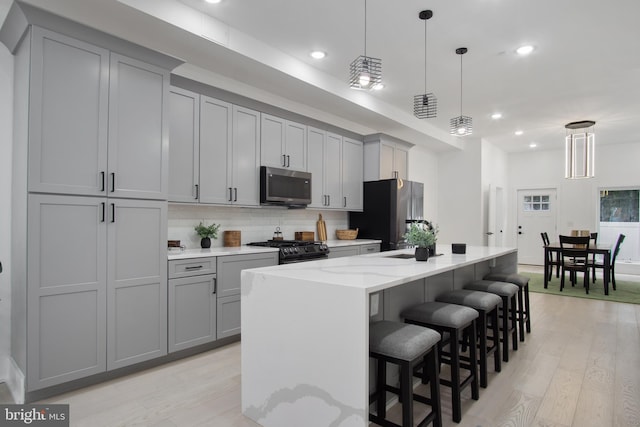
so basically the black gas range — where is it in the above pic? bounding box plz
[247,240,330,264]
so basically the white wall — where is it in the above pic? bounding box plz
[407,144,439,222]
[506,142,640,258]
[0,0,14,383]
[437,138,483,245]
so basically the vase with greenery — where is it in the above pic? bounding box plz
[195,222,220,248]
[403,222,437,261]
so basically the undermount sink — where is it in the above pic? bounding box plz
[385,253,415,259]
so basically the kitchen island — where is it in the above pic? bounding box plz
[241,245,517,427]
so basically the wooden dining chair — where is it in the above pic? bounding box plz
[589,232,598,282]
[591,234,625,290]
[541,232,560,281]
[559,235,591,294]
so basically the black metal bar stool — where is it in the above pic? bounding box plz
[369,320,443,427]
[435,290,501,389]
[484,272,531,340]
[401,302,479,423]
[464,280,519,362]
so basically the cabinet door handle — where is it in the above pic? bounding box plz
[110,203,115,223]
[100,171,105,192]
[184,265,203,270]
[110,173,115,192]
[323,195,327,206]
[343,197,347,208]
[393,170,399,179]
[194,184,199,200]
[282,154,287,167]
[234,188,238,202]
[327,195,330,206]
[101,202,106,222]
[286,155,290,167]
[228,187,233,202]
[212,277,217,294]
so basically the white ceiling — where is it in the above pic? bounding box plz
[11,0,640,153]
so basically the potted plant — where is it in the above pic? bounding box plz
[194,222,220,248]
[403,222,437,261]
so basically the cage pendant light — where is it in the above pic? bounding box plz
[413,10,437,119]
[565,120,595,179]
[450,47,473,136]
[349,0,382,90]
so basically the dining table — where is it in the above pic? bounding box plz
[544,242,613,295]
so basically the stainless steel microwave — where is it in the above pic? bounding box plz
[260,166,312,207]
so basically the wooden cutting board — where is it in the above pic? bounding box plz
[316,213,327,241]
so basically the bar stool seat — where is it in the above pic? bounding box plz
[369,320,442,427]
[402,302,479,423]
[484,272,531,340]
[464,280,519,362]
[436,290,502,389]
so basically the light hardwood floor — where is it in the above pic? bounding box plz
[5,268,639,426]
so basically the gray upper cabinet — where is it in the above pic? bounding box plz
[107,199,168,370]
[27,27,109,196]
[199,95,233,204]
[342,137,364,211]
[27,28,170,200]
[307,127,342,209]
[168,87,200,202]
[108,54,169,200]
[363,134,413,181]
[231,106,261,206]
[261,113,307,171]
[26,194,107,391]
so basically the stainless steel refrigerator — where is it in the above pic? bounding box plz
[349,179,424,251]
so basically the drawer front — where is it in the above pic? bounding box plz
[168,257,216,279]
[360,243,380,254]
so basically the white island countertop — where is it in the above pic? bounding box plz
[324,239,381,247]
[244,245,516,294]
[241,245,518,427]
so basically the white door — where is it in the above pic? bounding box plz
[487,185,505,247]
[516,188,557,265]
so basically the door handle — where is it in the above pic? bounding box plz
[286,155,290,167]
[194,184,199,200]
[100,171,105,192]
[234,188,238,202]
[101,202,106,222]
[212,277,217,294]
[110,203,115,223]
[327,195,330,206]
[486,232,494,235]
[282,154,287,167]
[343,196,347,208]
[228,187,233,202]
[110,173,115,192]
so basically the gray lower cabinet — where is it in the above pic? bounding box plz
[216,252,278,337]
[217,295,241,339]
[27,195,168,390]
[359,243,381,254]
[168,274,217,352]
[327,246,360,259]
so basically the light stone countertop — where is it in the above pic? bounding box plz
[167,239,381,260]
[245,245,517,294]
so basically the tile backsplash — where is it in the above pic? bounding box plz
[168,204,350,248]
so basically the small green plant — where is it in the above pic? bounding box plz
[403,222,437,248]
[194,222,220,239]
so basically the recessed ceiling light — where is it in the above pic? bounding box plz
[310,50,326,60]
[515,130,524,136]
[529,142,537,148]
[516,45,534,56]
[205,0,221,3]
[372,83,385,91]
[491,113,502,120]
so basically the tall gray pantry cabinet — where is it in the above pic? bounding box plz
[2,3,181,396]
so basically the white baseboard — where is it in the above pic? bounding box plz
[616,261,640,276]
[6,357,25,404]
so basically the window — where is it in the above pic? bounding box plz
[600,190,639,222]
[523,195,550,211]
